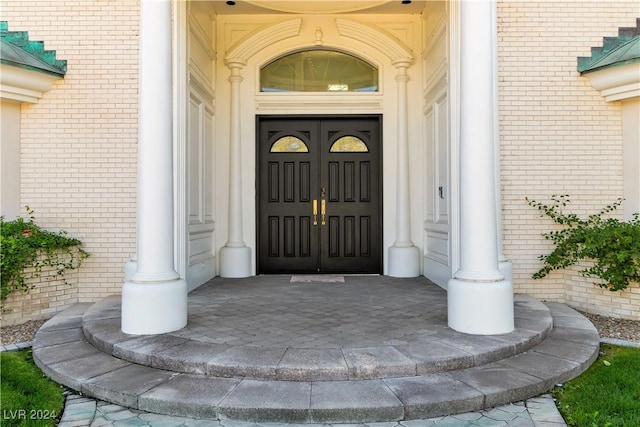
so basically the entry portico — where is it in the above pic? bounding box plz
[121,0,513,336]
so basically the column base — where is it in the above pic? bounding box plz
[219,245,252,278]
[447,277,514,335]
[122,278,187,335]
[124,258,137,282]
[498,259,513,284]
[387,245,420,278]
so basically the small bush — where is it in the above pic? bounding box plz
[1,207,89,301]
[527,195,640,291]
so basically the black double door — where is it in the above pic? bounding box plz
[257,116,381,274]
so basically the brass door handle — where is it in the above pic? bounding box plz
[313,199,318,226]
[321,199,326,226]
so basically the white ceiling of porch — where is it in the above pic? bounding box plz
[208,0,426,15]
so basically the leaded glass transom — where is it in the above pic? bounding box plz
[261,50,378,92]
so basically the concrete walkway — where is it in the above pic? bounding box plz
[58,392,566,426]
[32,276,599,425]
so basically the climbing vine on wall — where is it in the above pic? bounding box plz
[1,207,89,301]
[527,195,640,292]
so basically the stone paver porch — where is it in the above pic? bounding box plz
[33,276,599,424]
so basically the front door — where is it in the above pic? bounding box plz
[257,116,381,274]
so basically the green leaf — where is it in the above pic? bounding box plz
[527,196,639,292]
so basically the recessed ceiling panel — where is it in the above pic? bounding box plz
[244,1,390,14]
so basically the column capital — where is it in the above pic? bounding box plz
[391,57,413,70]
[224,58,247,70]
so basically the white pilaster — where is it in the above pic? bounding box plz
[219,60,251,277]
[388,59,420,277]
[447,0,514,335]
[122,0,187,335]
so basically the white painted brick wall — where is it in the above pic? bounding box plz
[498,1,640,319]
[1,0,139,305]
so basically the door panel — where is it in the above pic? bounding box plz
[257,116,381,274]
[258,119,319,273]
[319,118,380,273]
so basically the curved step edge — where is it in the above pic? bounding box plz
[32,302,599,424]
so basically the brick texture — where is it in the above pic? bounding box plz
[498,1,640,319]
[1,0,139,309]
[2,263,80,326]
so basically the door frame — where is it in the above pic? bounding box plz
[255,114,383,274]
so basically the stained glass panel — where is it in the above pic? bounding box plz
[270,136,309,153]
[330,136,369,152]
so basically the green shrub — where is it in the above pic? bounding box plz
[1,207,89,301]
[527,195,640,291]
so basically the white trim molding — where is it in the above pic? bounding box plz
[583,62,640,102]
[0,64,61,103]
[336,18,413,64]
[226,19,302,65]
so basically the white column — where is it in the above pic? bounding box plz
[219,60,251,277]
[388,59,420,277]
[122,0,187,335]
[447,0,513,335]
[491,3,512,283]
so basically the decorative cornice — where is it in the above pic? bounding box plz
[336,18,413,65]
[1,63,60,103]
[579,19,640,102]
[582,61,640,102]
[0,21,65,103]
[255,93,383,113]
[225,18,302,66]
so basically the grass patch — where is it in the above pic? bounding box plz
[0,350,64,427]
[553,344,640,427]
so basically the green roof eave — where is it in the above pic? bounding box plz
[579,35,640,75]
[0,22,67,78]
[580,57,640,75]
[1,44,65,77]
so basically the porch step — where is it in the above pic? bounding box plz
[33,300,599,423]
[80,294,554,381]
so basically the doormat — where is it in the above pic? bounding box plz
[290,275,345,283]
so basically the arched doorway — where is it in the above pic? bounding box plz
[217,17,419,277]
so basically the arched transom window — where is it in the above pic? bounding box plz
[260,49,378,92]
